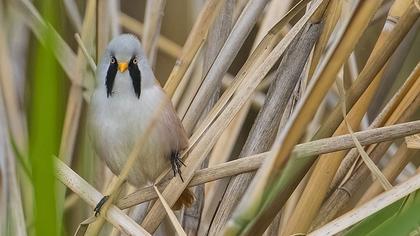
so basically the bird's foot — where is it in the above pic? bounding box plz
[94,195,109,216]
[170,151,186,182]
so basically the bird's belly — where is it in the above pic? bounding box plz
[91,97,172,187]
[97,121,171,187]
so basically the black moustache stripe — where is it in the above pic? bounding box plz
[105,57,118,98]
[129,58,141,99]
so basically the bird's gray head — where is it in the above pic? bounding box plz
[97,34,155,99]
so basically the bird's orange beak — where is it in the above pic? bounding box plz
[118,62,128,73]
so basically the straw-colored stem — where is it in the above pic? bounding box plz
[209,21,321,235]
[357,143,417,205]
[142,0,166,66]
[119,13,181,58]
[182,0,270,134]
[141,0,322,232]
[163,0,224,97]
[308,172,420,236]
[227,1,386,235]
[55,159,150,236]
[116,120,420,209]
[311,84,420,229]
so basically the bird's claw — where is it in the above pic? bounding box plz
[170,152,185,182]
[94,195,109,216]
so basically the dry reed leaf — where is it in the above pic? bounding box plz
[225,1,384,235]
[331,62,420,192]
[336,77,393,191]
[55,158,150,236]
[312,69,420,229]
[141,0,324,232]
[154,186,187,236]
[116,119,420,209]
[284,1,418,233]
[0,6,28,154]
[59,0,95,164]
[357,143,415,205]
[405,135,420,149]
[308,172,420,236]
[12,0,79,85]
[181,0,270,133]
[308,0,342,79]
[164,0,224,97]
[210,20,322,235]
[185,0,312,164]
[74,33,96,71]
[184,0,235,233]
[63,0,82,31]
[57,2,97,234]
[142,0,166,66]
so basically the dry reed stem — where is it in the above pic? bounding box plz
[119,13,181,58]
[141,0,323,232]
[163,0,223,97]
[253,0,294,46]
[209,21,321,235]
[55,159,150,236]
[74,33,96,71]
[185,0,311,170]
[154,186,187,236]
[406,135,420,149]
[113,121,420,233]
[182,0,234,135]
[201,0,293,231]
[0,87,27,235]
[368,6,419,119]
[0,6,28,156]
[0,5,31,232]
[357,143,416,205]
[312,80,420,229]
[337,78,393,191]
[225,1,383,235]
[56,2,96,234]
[285,2,418,233]
[182,0,270,133]
[323,0,419,133]
[308,172,420,236]
[59,0,95,165]
[199,101,251,235]
[286,54,383,235]
[183,1,234,234]
[330,63,420,192]
[182,1,234,233]
[308,0,342,79]
[63,0,82,31]
[108,0,121,38]
[13,0,79,85]
[96,0,110,60]
[115,113,420,212]
[142,0,166,66]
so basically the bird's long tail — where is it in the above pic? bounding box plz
[173,188,195,210]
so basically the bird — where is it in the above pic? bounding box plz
[88,34,194,214]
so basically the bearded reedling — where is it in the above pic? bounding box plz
[88,34,194,214]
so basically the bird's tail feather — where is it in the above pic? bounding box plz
[173,188,195,210]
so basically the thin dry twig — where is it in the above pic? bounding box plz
[55,159,150,236]
[116,120,420,209]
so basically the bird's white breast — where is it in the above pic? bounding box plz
[88,84,175,187]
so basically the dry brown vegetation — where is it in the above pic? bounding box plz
[1,0,420,235]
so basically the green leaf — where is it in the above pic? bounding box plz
[345,190,420,236]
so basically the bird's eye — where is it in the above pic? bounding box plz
[132,57,138,64]
[110,57,116,64]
